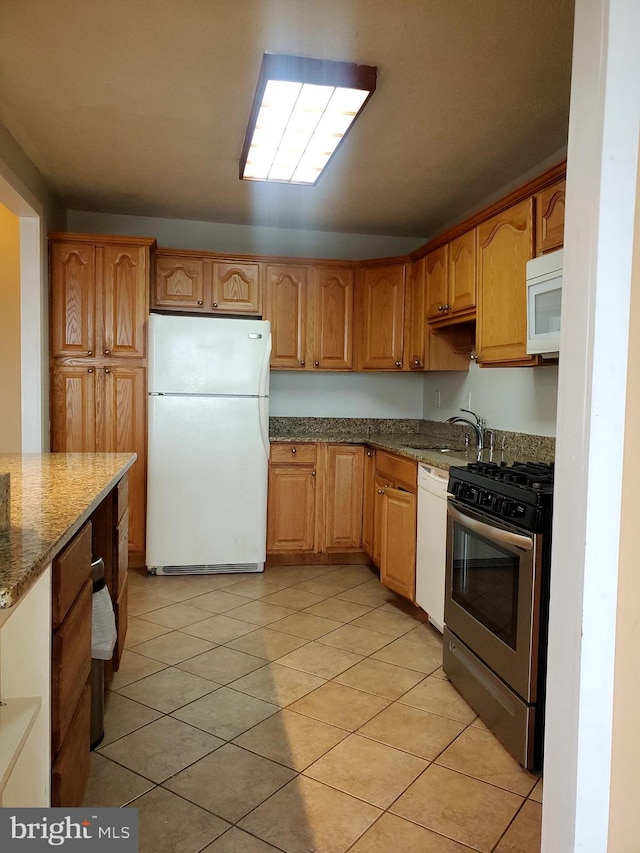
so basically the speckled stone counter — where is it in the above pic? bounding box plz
[0,453,136,609]
[269,417,555,470]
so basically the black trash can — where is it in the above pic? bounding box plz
[90,555,106,750]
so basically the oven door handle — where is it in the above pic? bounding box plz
[448,503,534,551]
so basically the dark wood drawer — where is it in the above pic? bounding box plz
[51,683,90,807]
[375,450,417,493]
[112,575,128,672]
[52,523,92,629]
[270,443,317,465]
[51,579,92,755]
[114,507,129,597]
[117,474,129,523]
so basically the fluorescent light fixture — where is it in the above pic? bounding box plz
[240,54,377,185]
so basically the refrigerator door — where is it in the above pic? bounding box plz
[146,394,269,572]
[149,313,271,396]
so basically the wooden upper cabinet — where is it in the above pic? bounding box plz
[357,264,406,370]
[535,180,566,255]
[477,198,535,365]
[101,245,148,358]
[212,262,261,314]
[154,254,206,310]
[425,246,449,321]
[324,445,364,551]
[405,257,426,369]
[313,266,354,370]
[50,365,97,452]
[50,243,96,358]
[265,265,308,369]
[448,229,476,314]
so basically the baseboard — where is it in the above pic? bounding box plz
[265,551,371,567]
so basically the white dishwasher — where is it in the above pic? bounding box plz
[415,463,449,632]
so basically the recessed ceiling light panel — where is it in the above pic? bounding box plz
[240,54,377,186]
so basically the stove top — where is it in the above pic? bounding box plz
[448,461,554,531]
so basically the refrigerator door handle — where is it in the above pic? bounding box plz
[258,327,272,398]
[248,333,262,339]
[259,396,270,460]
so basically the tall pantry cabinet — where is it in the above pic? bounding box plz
[49,233,156,567]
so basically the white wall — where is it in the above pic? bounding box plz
[270,371,425,418]
[422,362,558,435]
[66,210,424,260]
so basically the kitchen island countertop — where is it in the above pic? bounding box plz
[0,453,136,610]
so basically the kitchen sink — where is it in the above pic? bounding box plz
[400,444,459,452]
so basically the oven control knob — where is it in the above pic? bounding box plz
[501,499,513,517]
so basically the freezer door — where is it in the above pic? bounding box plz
[146,395,269,570]
[149,313,271,396]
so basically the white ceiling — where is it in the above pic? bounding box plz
[0,0,574,238]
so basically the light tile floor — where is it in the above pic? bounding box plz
[84,564,543,853]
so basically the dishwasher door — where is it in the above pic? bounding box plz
[416,464,449,632]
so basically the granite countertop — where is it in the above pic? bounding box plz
[0,453,136,610]
[269,431,552,470]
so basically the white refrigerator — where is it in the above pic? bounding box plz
[146,313,271,575]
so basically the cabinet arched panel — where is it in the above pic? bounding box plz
[358,265,405,369]
[212,262,261,314]
[50,244,95,357]
[314,267,354,369]
[154,256,205,310]
[103,246,148,358]
[265,265,308,368]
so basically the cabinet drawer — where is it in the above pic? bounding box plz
[52,523,92,629]
[52,580,92,755]
[114,508,129,597]
[112,575,128,672]
[51,683,91,807]
[117,474,129,523]
[375,450,417,492]
[270,443,317,465]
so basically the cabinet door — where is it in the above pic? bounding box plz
[477,199,534,365]
[325,445,364,551]
[154,255,206,311]
[51,365,97,452]
[380,487,416,601]
[212,262,261,314]
[535,180,566,255]
[372,474,393,567]
[358,264,405,370]
[102,366,147,559]
[405,257,426,369]
[50,242,96,358]
[267,465,317,552]
[265,265,308,369]
[362,449,376,558]
[448,229,476,315]
[424,246,449,320]
[51,683,90,807]
[313,267,354,369]
[101,245,148,358]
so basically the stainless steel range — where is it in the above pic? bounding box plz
[443,461,554,770]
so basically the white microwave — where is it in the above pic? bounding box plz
[526,248,562,356]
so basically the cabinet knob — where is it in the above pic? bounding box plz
[444,304,452,311]
[104,349,111,355]
[291,447,297,454]
[314,361,320,367]
[212,302,218,308]
[87,368,94,374]
[105,368,111,374]
[378,488,385,495]
[438,305,444,311]
[367,450,374,457]
[197,300,203,306]
[413,358,422,366]
[88,350,93,356]
[395,361,402,367]
[311,470,316,477]
[300,360,305,366]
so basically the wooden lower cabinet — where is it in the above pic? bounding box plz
[380,486,417,600]
[267,465,318,552]
[362,449,376,557]
[267,443,365,562]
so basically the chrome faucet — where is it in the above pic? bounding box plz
[446,408,486,450]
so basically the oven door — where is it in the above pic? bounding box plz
[445,500,542,702]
